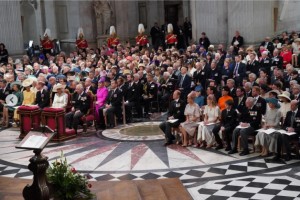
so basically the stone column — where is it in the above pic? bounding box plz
[0,1,24,55]
[43,0,57,39]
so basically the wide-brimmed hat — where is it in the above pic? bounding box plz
[10,81,22,89]
[295,38,300,43]
[52,83,66,92]
[22,78,33,87]
[266,97,280,109]
[25,65,33,71]
[278,91,291,101]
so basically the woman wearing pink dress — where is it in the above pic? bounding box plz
[95,78,108,125]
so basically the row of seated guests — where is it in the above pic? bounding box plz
[160,86,298,161]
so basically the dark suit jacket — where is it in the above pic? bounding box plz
[126,82,141,103]
[231,36,244,51]
[169,99,185,123]
[177,74,192,92]
[106,88,122,107]
[207,67,221,85]
[161,78,175,96]
[72,92,90,114]
[232,62,246,79]
[260,58,272,75]
[36,89,50,109]
[234,96,247,114]
[260,41,275,54]
[199,37,210,50]
[246,60,260,76]
[255,96,267,115]
[282,110,300,134]
[0,84,11,101]
[239,105,262,130]
[272,55,283,69]
[193,69,207,89]
[220,108,238,129]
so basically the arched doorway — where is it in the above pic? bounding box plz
[20,1,38,47]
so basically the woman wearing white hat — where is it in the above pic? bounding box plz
[278,91,291,121]
[13,79,36,127]
[51,83,68,109]
[292,38,300,67]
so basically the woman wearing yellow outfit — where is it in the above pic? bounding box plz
[13,79,36,125]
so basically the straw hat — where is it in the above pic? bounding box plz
[278,91,291,101]
[22,79,33,87]
[52,83,66,92]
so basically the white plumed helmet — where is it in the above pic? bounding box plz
[138,24,145,34]
[110,26,116,35]
[44,28,51,37]
[167,24,173,33]
[77,27,84,38]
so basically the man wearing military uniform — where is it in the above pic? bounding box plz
[229,97,262,156]
[165,24,177,49]
[142,74,158,117]
[99,80,122,128]
[76,27,88,51]
[107,26,120,49]
[136,24,149,51]
[159,90,185,146]
[160,72,175,111]
[40,28,53,55]
[65,84,91,134]
[125,74,142,121]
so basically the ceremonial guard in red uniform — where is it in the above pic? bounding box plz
[136,24,149,50]
[165,24,178,49]
[40,28,54,55]
[107,26,120,49]
[76,27,88,51]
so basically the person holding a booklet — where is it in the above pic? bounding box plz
[229,97,262,156]
[255,98,281,156]
[159,90,185,146]
[273,100,300,161]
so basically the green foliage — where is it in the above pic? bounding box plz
[47,151,95,200]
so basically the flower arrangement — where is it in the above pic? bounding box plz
[47,152,95,200]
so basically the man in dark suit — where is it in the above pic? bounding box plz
[199,32,210,51]
[213,99,238,150]
[260,51,272,76]
[65,84,91,133]
[193,61,207,90]
[207,60,221,85]
[159,90,185,146]
[143,74,158,117]
[273,100,300,161]
[260,37,275,54]
[125,74,142,121]
[271,49,283,69]
[246,52,260,76]
[226,79,236,98]
[231,31,244,55]
[160,72,175,111]
[0,79,10,112]
[35,80,50,109]
[177,66,191,101]
[234,87,247,114]
[84,78,97,95]
[101,80,122,128]
[150,22,163,51]
[252,86,267,115]
[229,97,262,156]
[232,55,246,86]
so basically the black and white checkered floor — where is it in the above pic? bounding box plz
[1,125,300,199]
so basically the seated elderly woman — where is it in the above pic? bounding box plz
[2,82,23,127]
[51,83,68,109]
[255,98,281,156]
[179,91,200,147]
[196,94,220,148]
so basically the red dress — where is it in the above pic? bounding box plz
[280,50,292,68]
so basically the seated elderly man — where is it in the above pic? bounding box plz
[228,97,262,156]
[160,71,175,111]
[65,84,90,134]
[273,100,300,161]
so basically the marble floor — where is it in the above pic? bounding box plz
[0,121,300,200]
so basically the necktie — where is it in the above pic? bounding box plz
[234,63,239,76]
[180,75,185,87]
[291,111,295,127]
